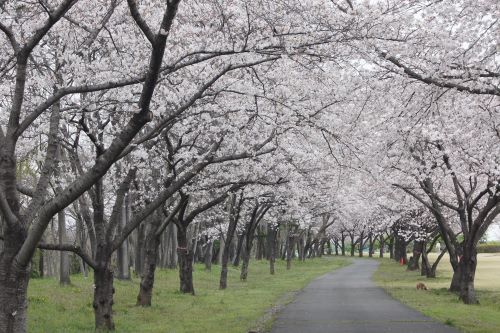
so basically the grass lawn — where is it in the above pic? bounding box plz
[28,256,349,332]
[373,253,500,333]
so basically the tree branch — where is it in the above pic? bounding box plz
[38,242,96,269]
[127,0,155,44]
[378,49,500,96]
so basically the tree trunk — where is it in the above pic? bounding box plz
[240,250,251,281]
[58,210,71,285]
[233,233,244,267]
[421,244,430,277]
[166,222,177,269]
[379,235,385,258]
[459,247,478,304]
[358,232,364,257]
[0,229,30,333]
[93,264,115,331]
[407,241,422,271]
[204,241,213,271]
[286,235,294,270]
[134,224,145,276]
[39,249,45,278]
[268,224,276,275]
[240,231,255,281]
[368,234,374,258]
[136,233,160,306]
[350,238,355,257]
[341,234,345,256]
[177,226,194,294]
[389,234,394,259]
[117,198,130,280]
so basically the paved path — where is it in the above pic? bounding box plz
[271,259,458,333]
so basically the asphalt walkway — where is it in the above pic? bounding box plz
[271,259,458,333]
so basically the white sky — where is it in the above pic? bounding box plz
[487,223,500,241]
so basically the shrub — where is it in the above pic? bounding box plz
[477,242,500,253]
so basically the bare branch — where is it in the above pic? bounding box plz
[127,0,155,44]
[38,242,96,269]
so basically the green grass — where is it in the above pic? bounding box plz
[373,253,500,333]
[28,257,349,332]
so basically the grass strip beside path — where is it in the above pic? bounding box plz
[373,256,500,333]
[28,256,349,332]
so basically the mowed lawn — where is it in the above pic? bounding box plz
[374,253,500,333]
[28,257,349,333]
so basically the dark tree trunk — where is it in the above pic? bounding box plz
[93,263,115,331]
[204,241,213,272]
[39,249,45,278]
[318,239,325,258]
[450,265,462,292]
[134,224,145,276]
[255,225,265,260]
[58,210,71,285]
[389,234,394,259]
[303,238,312,261]
[350,237,355,257]
[286,235,295,270]
[240,231,255,281]
[233,233,244,267]
[267,223,276,275]
[240,250,251,281]
[394,234,407,264]
[379,235,385,258]
[117,198,130,280]
[136,234,160,306]
[368,234,374,258]
[421,244,430,277]
[341,234,346,256]
[177,226,194,294]
[166,222,177,269]
[407,241,422,271]
[0,228,30,333]
[220,197,240,289]
[358,233,364,257]
[459,247,478,304]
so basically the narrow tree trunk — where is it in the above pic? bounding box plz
[134,224,145,276]
[177,226,194,294]
[407,241,422,271]
[240,251,251,281]
[219,238,232,290]
[268,225,276,275]
[341,234,346,256]
[93,263,115,331]
[350,238,355,257]
[204,241,213,271]
[233,233,244,267]
[286,235,294,270]
[421,244,430,276]
[389,234,394,259]
[136,233,160,306]
[379,235,385,258]
[368,234,374,258]
[240,232,255,281]
[166,222,177,269]
[58,210,71,285]
[117,198,130,280]
[39,249,45,278]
